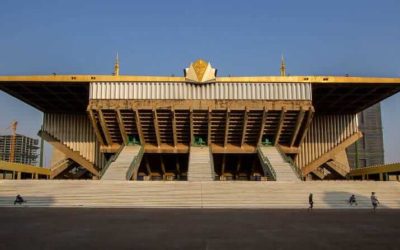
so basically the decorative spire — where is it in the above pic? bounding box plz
[113,53,120,76]
[280,55,286,76]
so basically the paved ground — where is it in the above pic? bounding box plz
[0,208,399,250]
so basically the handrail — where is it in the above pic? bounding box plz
[209,146,216,180]
[257,147,276,181]
[126,145,144,180]
[99,144,125,178]
[276,146,303,180]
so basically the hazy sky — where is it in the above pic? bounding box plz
[0,0,399,166]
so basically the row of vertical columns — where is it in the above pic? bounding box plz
[90,106,312,149]
[1,171,44,179]
[361,173,389,181]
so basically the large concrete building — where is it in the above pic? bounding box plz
[0,59,399,181]
[346,103,385,169]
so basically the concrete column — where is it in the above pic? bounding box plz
[17,172,21,180]
[379,173,383,181]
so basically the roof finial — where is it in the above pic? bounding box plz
[280,55,286,76]
[113,52,120,76]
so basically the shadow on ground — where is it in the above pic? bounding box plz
[0,208,399,250]
[322,191,388,209]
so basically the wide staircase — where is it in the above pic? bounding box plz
[101,145,143,180]
[258,146,301,182]
[1,180,399,208]
[188,146,214,181]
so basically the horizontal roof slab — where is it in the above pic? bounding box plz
[0,75,399,113]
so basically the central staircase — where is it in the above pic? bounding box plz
[101,145,143,180]
[188,146,215,181]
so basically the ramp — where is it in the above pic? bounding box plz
[188,146,214,181]
[258,146,301,182]
[101,145,143,180]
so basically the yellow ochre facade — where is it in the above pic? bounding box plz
[1,59,399,181]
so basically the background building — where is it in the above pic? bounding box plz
[0,134,39,165]
[347,103,385,168]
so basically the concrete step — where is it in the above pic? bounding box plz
[1,180,399,208]
[188,147,214,181]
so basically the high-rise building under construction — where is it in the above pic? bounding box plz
[0,134,39,165]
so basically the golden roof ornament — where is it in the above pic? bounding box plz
[193,59,208,81]
[184,59,217,83]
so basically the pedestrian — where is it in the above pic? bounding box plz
[308,193,313,211]
[370,192,379,212]
[348,194,358,206]
[14,194,25,205]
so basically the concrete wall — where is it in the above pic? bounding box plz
[296,114,359,169]
[90,82,312,100]
[42,113,106,169]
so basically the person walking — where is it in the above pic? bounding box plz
[308,193,314,211]
[371,192,379,212]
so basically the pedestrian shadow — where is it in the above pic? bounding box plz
[321,191,388,209]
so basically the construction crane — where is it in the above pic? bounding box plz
[7,121,18,163]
